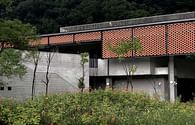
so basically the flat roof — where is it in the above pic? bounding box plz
[60,11,195,33]
[41,12,195,37]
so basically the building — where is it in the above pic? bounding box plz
[1,12,195,101]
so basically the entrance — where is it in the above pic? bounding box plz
[177,78,195,102]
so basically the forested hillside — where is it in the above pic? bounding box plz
[2,0,195,34]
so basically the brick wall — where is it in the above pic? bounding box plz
[37,22,195,58]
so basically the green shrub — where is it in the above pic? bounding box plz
[0,90,195,125]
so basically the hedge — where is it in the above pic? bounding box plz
[0,90,195,125]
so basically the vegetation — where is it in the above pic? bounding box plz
[41,50,55,97]
[1,0,194,34]
[0,1,38,83]
[26,48,40,100]
[0,90,195,125]
[108,38,142,91]
[78,52,89,92]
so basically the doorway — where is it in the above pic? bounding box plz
[177,78,195,102]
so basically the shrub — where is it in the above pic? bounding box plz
[0,90,195,125]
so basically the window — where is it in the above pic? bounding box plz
[89,53,98,68]
[90,58,98,68]
[0,87,4,91]
[8,86,12,91]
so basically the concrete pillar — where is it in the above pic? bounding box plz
[106,77,112,89]
[168,56,176,102]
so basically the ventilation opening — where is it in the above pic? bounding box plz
[177,78,195,102]
[8,86,12,91]
[0,87,4,91]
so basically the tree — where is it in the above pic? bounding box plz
[0,1,38,83]
[0,49,26,82]
[0,0,12,17]
[42,49,55,96]
[108,38,142,91]
[26,47,40,100]
[9,0,195,34]
[78,52,89,92]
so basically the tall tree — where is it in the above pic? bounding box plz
[26,47,40,100]
[0,1,38,83]
[42,50,55,96]
[78,52,89,92]
[108,38,142,91]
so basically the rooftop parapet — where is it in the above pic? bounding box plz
[60,12,195,33]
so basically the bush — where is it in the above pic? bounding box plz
[0,90,195,125]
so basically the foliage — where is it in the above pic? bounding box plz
[1,91,195,125]
[5,0,194,34]
[78,77,85,90]
[0,0,12,17]
[0,1,38,82]
[78,52,89,92]
[107,38,142,91]
[0,19,37,51]
[0,19,37,81]
[0,49,26,78]
[80,52,89,66]
[108,38,142,60]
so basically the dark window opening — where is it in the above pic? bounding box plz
[89,52,98,68]
[90,76,106,90]
[0,87,4,91]
[8,86,12,91]
[90,58,98,68]
[177,78,195,102]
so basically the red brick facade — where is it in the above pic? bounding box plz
[37,22,195,58]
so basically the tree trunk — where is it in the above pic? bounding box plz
[46,83,48,96]
[0,42,4,53]
[82,64,85,93]
[82,64,84,79]
[81,88,84,92]
[129,75,133,92]
[126,75,133,92]
[45,59,50,96]
[126,76,129,91]
[45,52,52,96]
[32,62,38,100]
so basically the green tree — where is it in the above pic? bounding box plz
[0,1,38,83]
[0,49,26,78]
[78,52,89,92]
[42,49,55,96]
[108,38,142,91]
[26,47,40,100]
[0,0,12,17]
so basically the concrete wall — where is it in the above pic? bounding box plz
[90,58,152,76]
[0,52,89,101]
[89,59,108,76]
[112,77,167,100]
[90,57,170,76]
[93,58,151,76]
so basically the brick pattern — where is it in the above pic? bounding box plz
[134,25,166,56]
[50,35,73,45]
[75,32,101,42]
[168,22,195,54]
[35,21,195,58]
[37,37,48,45]
[102,29,132,58]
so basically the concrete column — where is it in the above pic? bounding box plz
[106,77,112,89]
[168,56,176,102]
